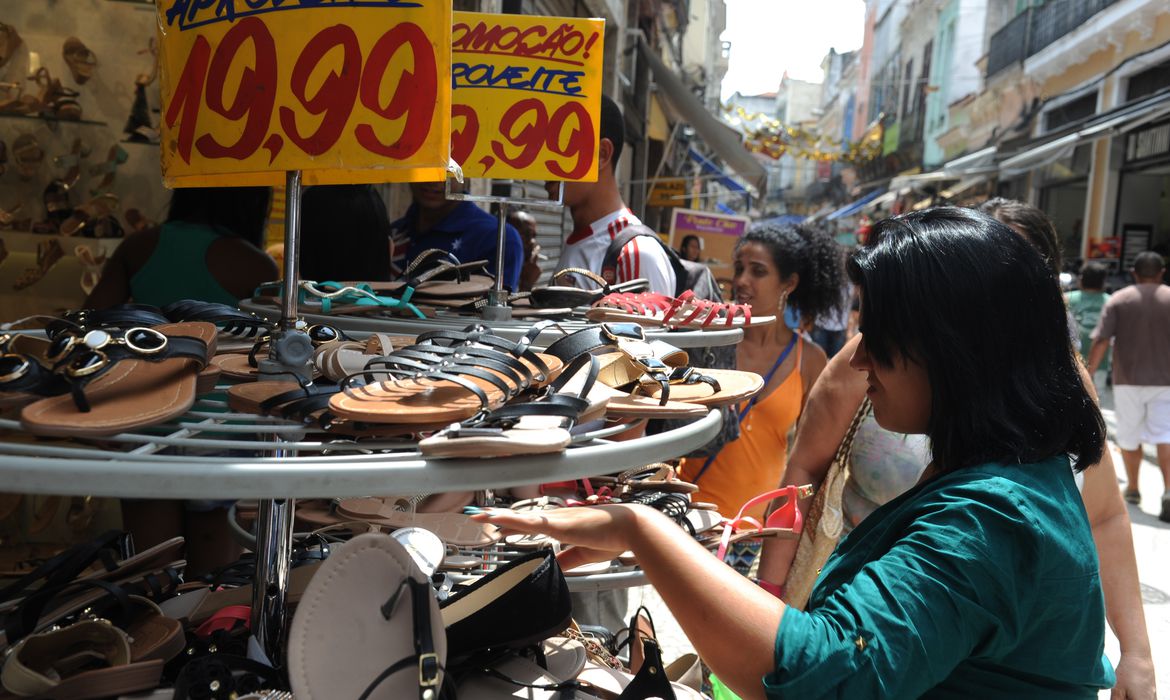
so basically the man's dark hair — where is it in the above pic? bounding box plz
[977,197,1061,279]
[167,186,271,248]
[850,207,1104,473]
[299,185,392,281]
[1079,261,1107,290]
[1134,251,1165,279]
[600,94,624,172]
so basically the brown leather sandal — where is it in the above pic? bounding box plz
[20,322,216,437]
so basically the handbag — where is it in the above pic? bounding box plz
[784,398,870,610]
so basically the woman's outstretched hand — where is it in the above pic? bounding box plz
[471,504,644,571]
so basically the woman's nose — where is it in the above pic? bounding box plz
[849,336,872,371]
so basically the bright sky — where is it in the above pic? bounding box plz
[720,0,866,100]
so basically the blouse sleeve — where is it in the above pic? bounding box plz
[763,483,1035,699]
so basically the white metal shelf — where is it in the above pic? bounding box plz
[0,403,721,499]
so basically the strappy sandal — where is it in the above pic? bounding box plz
[89,144,129,195]
[210,322,342,381]
[12,239,64,291]
[329,323,564,426]
[29,67,82,121]
[62,36,98,85]
[53,137,90,190]
[418,354,603,458]
[253,279,425,318]
[591,464,698,495]
[19,322,216,437]
[59,192,118,236]
[362,248,495,300]
[588,289,776,329]
[530,268,644,308]
[712,484,814,562]
[11,133,43,179]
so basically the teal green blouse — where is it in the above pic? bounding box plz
[765,456,1114,699]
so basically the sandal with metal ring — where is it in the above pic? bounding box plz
[19,322,216,437]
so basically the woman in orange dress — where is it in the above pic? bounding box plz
[680,222,846,535]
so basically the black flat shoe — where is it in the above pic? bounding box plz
[440,550,572,659]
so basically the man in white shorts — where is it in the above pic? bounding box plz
[1089,251,1170,521]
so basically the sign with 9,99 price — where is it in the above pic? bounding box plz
[157,0,452,187]
[451,12,604,182]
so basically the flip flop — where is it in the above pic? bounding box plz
[20,322,216,437]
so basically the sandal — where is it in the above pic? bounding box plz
[361,248,494,300]
[59,193,119,236]
[253,279,425,318]
[1,620,165,698]
[19,322,217,437]
[53,137,90,189]
[89,144,129,195]
[288,533,446,700]
[588,289,776,329]
[530,268,644,308]
[11,134,43,179]
[12,239,64,291]
[329,323,564,426]
[418,353,604,458]
[0,22,23,70]
[334,498,501,547]
[29,67,82,120]
[713,484,813,562]
[43,179,73,229]
[62,37,98,85]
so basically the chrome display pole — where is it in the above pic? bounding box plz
[251,169,308,664]
[481,202,512,321]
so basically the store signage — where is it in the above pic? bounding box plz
[1125,120,1170,164]
[647,178,686,207]
[450,12,604,182]
[157,0,452,187]
[668,208,749,277]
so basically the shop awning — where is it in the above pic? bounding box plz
[943,146,997,175]
[688,148,747,194]
[825,188,886,221]
[888,170,955,191]
[641,40,768,197]
[1000,90,1170,175]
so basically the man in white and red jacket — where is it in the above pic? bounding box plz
[548,95,676,296]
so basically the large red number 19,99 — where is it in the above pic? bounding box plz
[164,19,437,165]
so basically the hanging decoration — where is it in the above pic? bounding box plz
[722,104,883,164]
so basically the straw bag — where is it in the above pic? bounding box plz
[784,399,870,610]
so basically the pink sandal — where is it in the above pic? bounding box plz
[714,484,814,561]
[587,289,775,329]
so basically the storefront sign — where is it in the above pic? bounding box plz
[158,0,452,187]
[647,178,686,207]
[1125,120,1170,164]
[668,208,749,277]
[450,12,604,181]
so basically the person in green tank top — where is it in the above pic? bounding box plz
[1066,261,1111,375]
[85,186,277,309]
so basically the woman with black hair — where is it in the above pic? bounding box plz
[85,186,277,308]
[678,222,845,527]
[679,234,702,263]
[476,208,1114,698]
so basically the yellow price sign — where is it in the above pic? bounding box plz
[157,0,452,187]
[647,178,686,207]
[450,12,604,182]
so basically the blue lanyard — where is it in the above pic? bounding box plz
[692,333,800,484]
